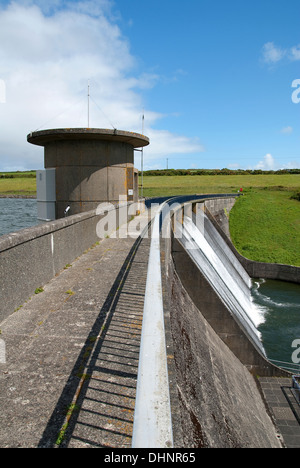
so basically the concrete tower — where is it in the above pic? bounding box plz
[27,128,149,220]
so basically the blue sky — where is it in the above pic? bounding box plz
[0,0,299,171]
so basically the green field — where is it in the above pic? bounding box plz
[0,178,36,197]
[1,170,299,198]
[0,171,299,266]
[140,173,300,197]
[0,171,36,197]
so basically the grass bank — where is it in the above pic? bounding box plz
[230,188,300,266]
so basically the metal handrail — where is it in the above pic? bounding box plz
[132,199,173,448]
[269,359,300,374]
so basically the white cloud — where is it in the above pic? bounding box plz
[262,42,286,64]
[256,153,275,170]
[0,0,203,170]
[145,129,204,158]
[290,44,300,61]
[250,153,300,171]
[262,42,300,65]
[280,126,293,134]
[284,160,300,169]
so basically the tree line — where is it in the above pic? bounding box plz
[141,168,300,176]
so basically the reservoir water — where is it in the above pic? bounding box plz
[0,198,38,237]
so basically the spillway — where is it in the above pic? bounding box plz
[175,209,266,358]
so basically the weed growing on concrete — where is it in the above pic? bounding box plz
[56,423,68,446]
[55,404,80,446]
[65,289,75,296]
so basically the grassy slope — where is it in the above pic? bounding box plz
[229,189,300,267]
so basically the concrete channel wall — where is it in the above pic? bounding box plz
[0,201,144,323]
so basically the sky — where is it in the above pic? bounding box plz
[0,0,299,171]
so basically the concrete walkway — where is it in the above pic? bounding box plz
[0,215,151,448]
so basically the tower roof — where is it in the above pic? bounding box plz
[27,128,150,148]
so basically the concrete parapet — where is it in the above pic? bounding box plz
[0,201,144,323]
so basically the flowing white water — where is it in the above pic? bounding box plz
[253,279,300,309]
[177,211,266,356]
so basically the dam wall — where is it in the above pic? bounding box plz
[203,196,236,237]
[0,201,144,323]
[160,197,285,447]
[167,271,282,448]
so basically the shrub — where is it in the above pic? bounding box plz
[290,192,300,201]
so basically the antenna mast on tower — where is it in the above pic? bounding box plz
[87,80,90,128]
[141,112,144,198]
